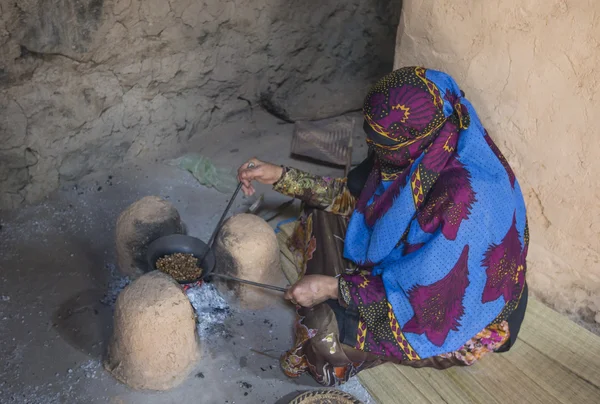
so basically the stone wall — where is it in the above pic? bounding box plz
[0,0,401,208]
[395,0,600,330]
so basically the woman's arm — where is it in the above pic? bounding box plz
[282,271,385,317]
[237,158,285,195]
[273,167,355,215]
[284,274,339,307]
[238,158,355,216]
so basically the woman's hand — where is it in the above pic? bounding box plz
[237,158,284,196]
[284,275,339,308]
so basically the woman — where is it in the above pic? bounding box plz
[238,67,528,386]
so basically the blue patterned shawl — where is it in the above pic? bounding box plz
[343,67,528,358]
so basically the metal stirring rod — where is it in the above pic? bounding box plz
[198,162,287,292]
[209,273,287,292]
[198,162,255,264]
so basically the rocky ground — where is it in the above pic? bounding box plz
[0,111,372,403]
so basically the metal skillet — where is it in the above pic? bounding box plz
[145,234,286,292]
[146,162,286,292]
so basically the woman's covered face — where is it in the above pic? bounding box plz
[361,67,453,174]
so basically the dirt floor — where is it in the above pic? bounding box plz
[0,111,373,403]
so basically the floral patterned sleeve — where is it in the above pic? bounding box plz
[272,167,356,216]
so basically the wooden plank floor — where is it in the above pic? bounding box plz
[358,299,600,403]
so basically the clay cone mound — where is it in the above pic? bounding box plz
[116,196,184,279]
[105,271,199,390]
[214,213,283,309]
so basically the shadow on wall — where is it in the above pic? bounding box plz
[0,0,402,210]
[18,0,105,54]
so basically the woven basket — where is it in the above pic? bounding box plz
[288,389,363,404]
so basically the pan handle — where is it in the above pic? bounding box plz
[209,273,287,293]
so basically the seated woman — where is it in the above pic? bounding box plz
[237,66,528,387]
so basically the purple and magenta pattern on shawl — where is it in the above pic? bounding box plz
[343,67,528,358]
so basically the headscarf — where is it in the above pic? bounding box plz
[344,67,528,357]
